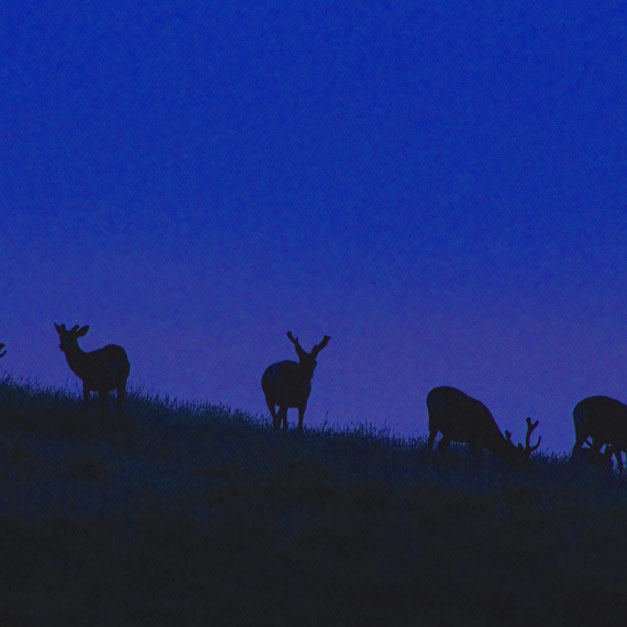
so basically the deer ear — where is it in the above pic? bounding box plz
[54,323,63,333]
[77,325,90,337]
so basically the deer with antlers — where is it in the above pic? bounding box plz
[426,386,541,467]
[54,324,130,415]
[261,331,330,432]
[572,395,627,473]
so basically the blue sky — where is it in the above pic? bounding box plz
[1,1,626,452]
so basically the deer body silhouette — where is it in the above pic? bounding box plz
[261,332,330,432]
[427,386,540,467]
[54,324,130,415]
[572,395,627,472]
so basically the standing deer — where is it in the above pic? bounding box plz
[0,343,5,358]
[572,395,627,472]
[54,324,130,415]
[261,331,330,432]
[426,386,541,467]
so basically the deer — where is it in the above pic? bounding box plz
[426,386,541,467]
[261,331,330,432]
[54,324,130,415]
[571,395,627,472]
[0,343,5,358]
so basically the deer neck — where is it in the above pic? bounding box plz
[298,360,316,381]
[64,342,89,376]
[494,434,527,467]
[487,429,515,461]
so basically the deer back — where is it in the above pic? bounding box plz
[261,360,313,407]
[574,396,627,448]
[427,386,504,447]
[79,345,130,391]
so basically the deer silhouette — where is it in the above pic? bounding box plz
[54,324,130,415]
[572,395,627,472]
[0,343,5,358]
[427,386,541,467]
[261,331,330,432]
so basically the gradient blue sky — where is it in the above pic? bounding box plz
[2,1,625,453]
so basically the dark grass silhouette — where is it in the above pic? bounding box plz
[54,324,130,416]
[0,375,626,626]
[261,331,330,432]
[571,442,615,471]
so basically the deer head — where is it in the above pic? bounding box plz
[286,331,330,380]
[54,323,89,353]
[504,417,542,465]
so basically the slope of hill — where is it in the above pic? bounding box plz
[0,376,625,626]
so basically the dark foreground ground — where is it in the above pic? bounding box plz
[0,376,626,626]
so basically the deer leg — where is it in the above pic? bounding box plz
[265,396,279,430]
[614,448,624,473]
[82,383,90,410]
[277,406,288,431]
[116,383,126,415]
[427,429,438,450]
[297,403,307,433]
[571,436,589,458]
[99,390,110,415]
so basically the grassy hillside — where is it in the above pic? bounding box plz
[1,375,625,626]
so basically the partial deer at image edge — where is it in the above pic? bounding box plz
[572,395,627,472]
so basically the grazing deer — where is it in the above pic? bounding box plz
[261,331,330,432]
[426,386,541,467]
[572,395,627,472]
[54,324,130,415]
[0,343,5,358]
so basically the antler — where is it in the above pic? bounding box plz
[312,335,331,357]
[286,331,306,359]
[0,343,5,358]
[508,418,541,458]
[524,417,541,455]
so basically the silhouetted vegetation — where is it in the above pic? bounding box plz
[0,375,625,626]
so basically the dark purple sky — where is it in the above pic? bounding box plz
[2,2,625,453]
